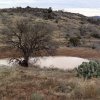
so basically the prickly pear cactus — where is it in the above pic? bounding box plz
[76,61,100,79]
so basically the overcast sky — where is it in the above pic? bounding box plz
[0,0,100,16]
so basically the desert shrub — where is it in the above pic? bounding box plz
[48,7,52,13]
[69,37,80,47]
[31,93,44,100]
[54,83,70,93]
[79,25,87,36]
[44,13,55,20]
[91,33,100,39]
[79,24,100,38]
[55,17,59,23]
[87,17,100,25]
[43,7,55,19]
[91,44,96,49]
[76,61,100,79]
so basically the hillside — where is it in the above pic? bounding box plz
[0,7,100,48]
[0,7,100,59]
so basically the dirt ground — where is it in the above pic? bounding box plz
[0,47,100,59]
[57,47,100,59]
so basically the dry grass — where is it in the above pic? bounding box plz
[0,46,100,100]
[69,79,100,100]
[0,66,99,100]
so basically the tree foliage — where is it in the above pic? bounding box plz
[1,18,56,67]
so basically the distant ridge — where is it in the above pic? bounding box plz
[92,16,100,19]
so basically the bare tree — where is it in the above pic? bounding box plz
[1,18,56,67]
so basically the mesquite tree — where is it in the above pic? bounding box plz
[1,18,56,67]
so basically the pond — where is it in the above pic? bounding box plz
[0,56,89,70]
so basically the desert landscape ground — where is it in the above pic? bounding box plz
[0,7,99,100]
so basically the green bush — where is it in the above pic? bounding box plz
[31,93,44,100]
[76,61,100,79]
[69,37,80,47]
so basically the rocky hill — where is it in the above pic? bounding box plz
[0,7,100,48]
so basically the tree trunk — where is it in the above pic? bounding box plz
[19,56,29,67]
[22,59,28,67]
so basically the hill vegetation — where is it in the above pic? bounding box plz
[0,7,100,49]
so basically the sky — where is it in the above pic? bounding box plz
[0,0,100,16]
